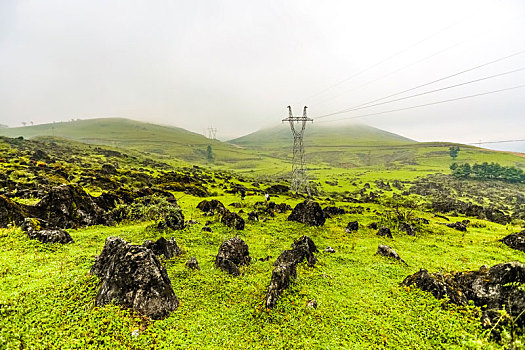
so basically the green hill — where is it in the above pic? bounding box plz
[228,123,415,149]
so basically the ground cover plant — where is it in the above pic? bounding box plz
[1,131,525,349]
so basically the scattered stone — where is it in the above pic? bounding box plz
[196,199,226,215]
[500,230,525,253]
[143,237,181,259]
[435,214,450,221]
[274,203,292,213]
[215,237,251,276]
[368,222,378,230]
[306,299,318,309]
[221,211,245,230]
[377,226,393,238]
[266,236,318,309]
[288,200,326,227]
[345,221,359,233]
[418,217,430,225]
[323,206,346,217]
[90,237,179,319]
[259,256,271,262]
[376,244,407,265]
[0,195,28,228]
[201,226,212,232]
[186,257,200,270]
[22,217,74,244]
[446,220,469,232]
[247,211,259,221]
[399,222,416,236]
[266,184,289,194]
[402,262,525,334]
[324,246,335,253]
[101,163,117,175]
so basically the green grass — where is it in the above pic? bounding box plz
[2,190,525,349]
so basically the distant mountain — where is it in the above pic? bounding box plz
[228,123,414,149]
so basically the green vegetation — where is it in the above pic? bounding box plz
[1,119,525,349]
[451,162,525,183]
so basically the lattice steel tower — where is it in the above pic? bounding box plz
[282,106,313,194]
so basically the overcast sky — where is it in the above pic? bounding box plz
[1,0,524,150]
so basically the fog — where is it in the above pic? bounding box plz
[1,0,524,151]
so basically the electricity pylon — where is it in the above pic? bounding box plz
[282,106,313,194]
[207,127,217,140]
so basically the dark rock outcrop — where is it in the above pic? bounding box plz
[345,221,359,233]
[501,231,525,252]
[157,208,185,230]
[221,211,245,230]
[247,211,259,221]
[186,257,200,270]
[266,184,289,194]
[266,236,318,309]
[22,217,74,244]
[446,220,469,232]
[288,200,325,227]
[323,206,346,217]
[0,195,27,227]
[377,226,393,238]
[90,237,179,319]
[215,237,251,276]
[142,237,181,259]
[33,184,110,228]
[197,199,226,215]
[376,244,407,265]
[403,262,525,333]
[399,222,416,236]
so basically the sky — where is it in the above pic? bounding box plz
[1,0,524,151]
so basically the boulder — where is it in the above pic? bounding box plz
[274,203,292,213]
[197,199,226,215]
[221,211,245,230]
[266,184,289,194]
[323,206,346,217]
[399,222,416,236]
[345,221,359,233]
[90,237,179,320]
[201,226,212,232]
[288,200,326,227]
[22,217,74,244]
[324,246,335,253]
[158,207,185,230]
[376,245,407,265]
[402,262,525,333]
[186,257,200,270]
[33,184,110,228]
[368,222,378,230]
[446,220,469,232]
[266,236,318,309]
[142,237,181,259]
[247,211,259,221]
[0,195,27,228]
[215,237,251,276]
[377,226,393,238]
[501,231,525,253]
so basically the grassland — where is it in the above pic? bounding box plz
[2,121,525,349]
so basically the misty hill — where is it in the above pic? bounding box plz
[0,118,271,167]
[228,123,415,149]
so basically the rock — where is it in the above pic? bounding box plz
[186,257,200,270]
[143,237,181,259]
[324,246,335,253]
[266,236,318,309]
[377,226,393,238]
[202,226,212,232]
[399,222,416,236]
[101,163,117,175]
[323,206,346,217]
[345,221,359,233]
[368,222,378,230]
[221,211,245,230]
[288,200,326,227]
[402,262,525,333]
[90,237,179,319]
[215,237,251,276]
[33,184,111,228]
[274,203,292,213]
[500,231,525,253]
[157,207,185,230]
[266,184,289,194]
[247,211,259,221]
[22,217,74,244]
[446,220,469,232]
[196,199,226,215]
[0,195,28,228]
[376,245,407,265]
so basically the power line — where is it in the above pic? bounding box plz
[315,66,525,119]
[469,139,525,145]
[317,84,525,123]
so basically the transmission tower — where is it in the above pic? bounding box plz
[207,127,217,140]
[282,106,313,194]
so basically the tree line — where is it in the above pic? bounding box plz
[450,162,525,183]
